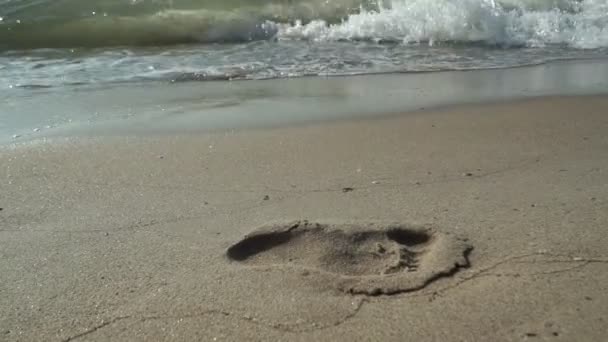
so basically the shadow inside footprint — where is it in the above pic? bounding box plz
[226,226,296,261]
[227,221,471,295]
[386,228,431,246]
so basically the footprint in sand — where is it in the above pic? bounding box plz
[227,221,472,295]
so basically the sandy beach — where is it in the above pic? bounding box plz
[1,94,607,341]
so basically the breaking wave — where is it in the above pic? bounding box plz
[0,0,606,49]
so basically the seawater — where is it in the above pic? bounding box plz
[1,0,607,88]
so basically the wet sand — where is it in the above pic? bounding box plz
[1,95,608,341]
[4,58,608,144]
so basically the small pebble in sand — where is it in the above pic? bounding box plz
[372,180,380,185]
[12,134,20,139]
[263,195,270,201]
[342,187,354,193]
[158,155,164,159]
[33,128,40,132]
[463,172,473,177]
[572,257,583,261]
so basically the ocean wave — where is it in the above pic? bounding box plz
[0,0,367,48]
[0,0,606,49]
[276,0,608,49]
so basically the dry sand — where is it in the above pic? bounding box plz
[1,95,608,341]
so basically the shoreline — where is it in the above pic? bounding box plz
[2,58,608,144]
[2,95,608,340]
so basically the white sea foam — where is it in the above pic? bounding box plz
[1,0,605,49]
[1,0,606,87]
[275,0,608,49]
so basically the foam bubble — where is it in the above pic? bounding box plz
[275,0,608,49]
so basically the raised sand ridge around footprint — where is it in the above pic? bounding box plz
[227,221,472,295]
